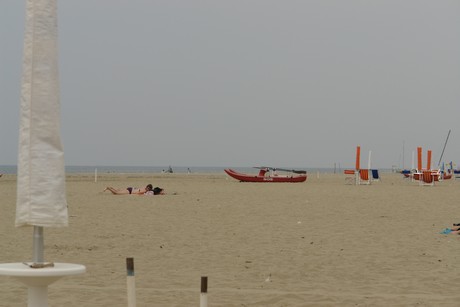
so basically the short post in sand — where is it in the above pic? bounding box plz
[200,276,208,307]
[126,258,136,307]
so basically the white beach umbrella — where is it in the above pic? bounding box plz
[16,0,68,231]
[0,1,85,306]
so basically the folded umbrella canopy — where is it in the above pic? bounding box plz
[0,2,84,307]
[16,0,68,228]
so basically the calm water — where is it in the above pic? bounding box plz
[0,165,344,175]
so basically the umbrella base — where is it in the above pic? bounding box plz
[0,262,85,307]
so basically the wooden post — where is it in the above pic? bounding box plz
[126,258,136,307]
[200,276,208,307]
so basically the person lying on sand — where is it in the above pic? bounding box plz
[144,187,165,195]
[440,224,460,234]
[104,184,153,195]
[449,224,460,234]
[104,184,166,195]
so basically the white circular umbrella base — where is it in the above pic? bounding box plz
[0,263,86,307]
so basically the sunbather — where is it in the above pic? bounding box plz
[104,184,153,195]
[440,224,460,234]
[144,187,165,195]
[449,224,460,234]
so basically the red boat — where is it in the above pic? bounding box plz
[401,169,452,181]
[224,167,307,183]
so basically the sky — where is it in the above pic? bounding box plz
[1,1,459,169]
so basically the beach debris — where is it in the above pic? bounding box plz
[265,274,272,282]
[23,262,54,269]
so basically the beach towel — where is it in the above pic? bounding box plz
[440,228,452,234]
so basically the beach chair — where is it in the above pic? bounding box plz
[419,170,435,186]
[344,169,356,185]
[410,170,420,182]
[358,169,371,185]
[371,169,380,181]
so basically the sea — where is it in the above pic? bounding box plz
[0,165,345,175]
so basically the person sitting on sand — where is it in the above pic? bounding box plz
[104,184,154,195]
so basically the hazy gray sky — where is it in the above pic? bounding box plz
[1,1,459,169]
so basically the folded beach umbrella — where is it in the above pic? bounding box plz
[16,0,68,229]
[0,1,85,306]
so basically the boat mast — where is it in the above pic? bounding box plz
[402,140,405,170]
[438,129,451,167]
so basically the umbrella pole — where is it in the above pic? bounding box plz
[27,287,48,307]
[0,1,87,305]
[30,226,48,307]
[33,226,44,263]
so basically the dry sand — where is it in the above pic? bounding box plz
[1,172,460,306]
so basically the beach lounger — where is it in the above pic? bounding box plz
[419,170,435,186]
[344,169,356,185]
[358,169,371,185]
[371,169,380,181]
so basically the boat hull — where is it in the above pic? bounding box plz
[403,171,452,181]
[224,169,307,183]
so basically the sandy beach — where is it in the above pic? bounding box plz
[1,172,460,306]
